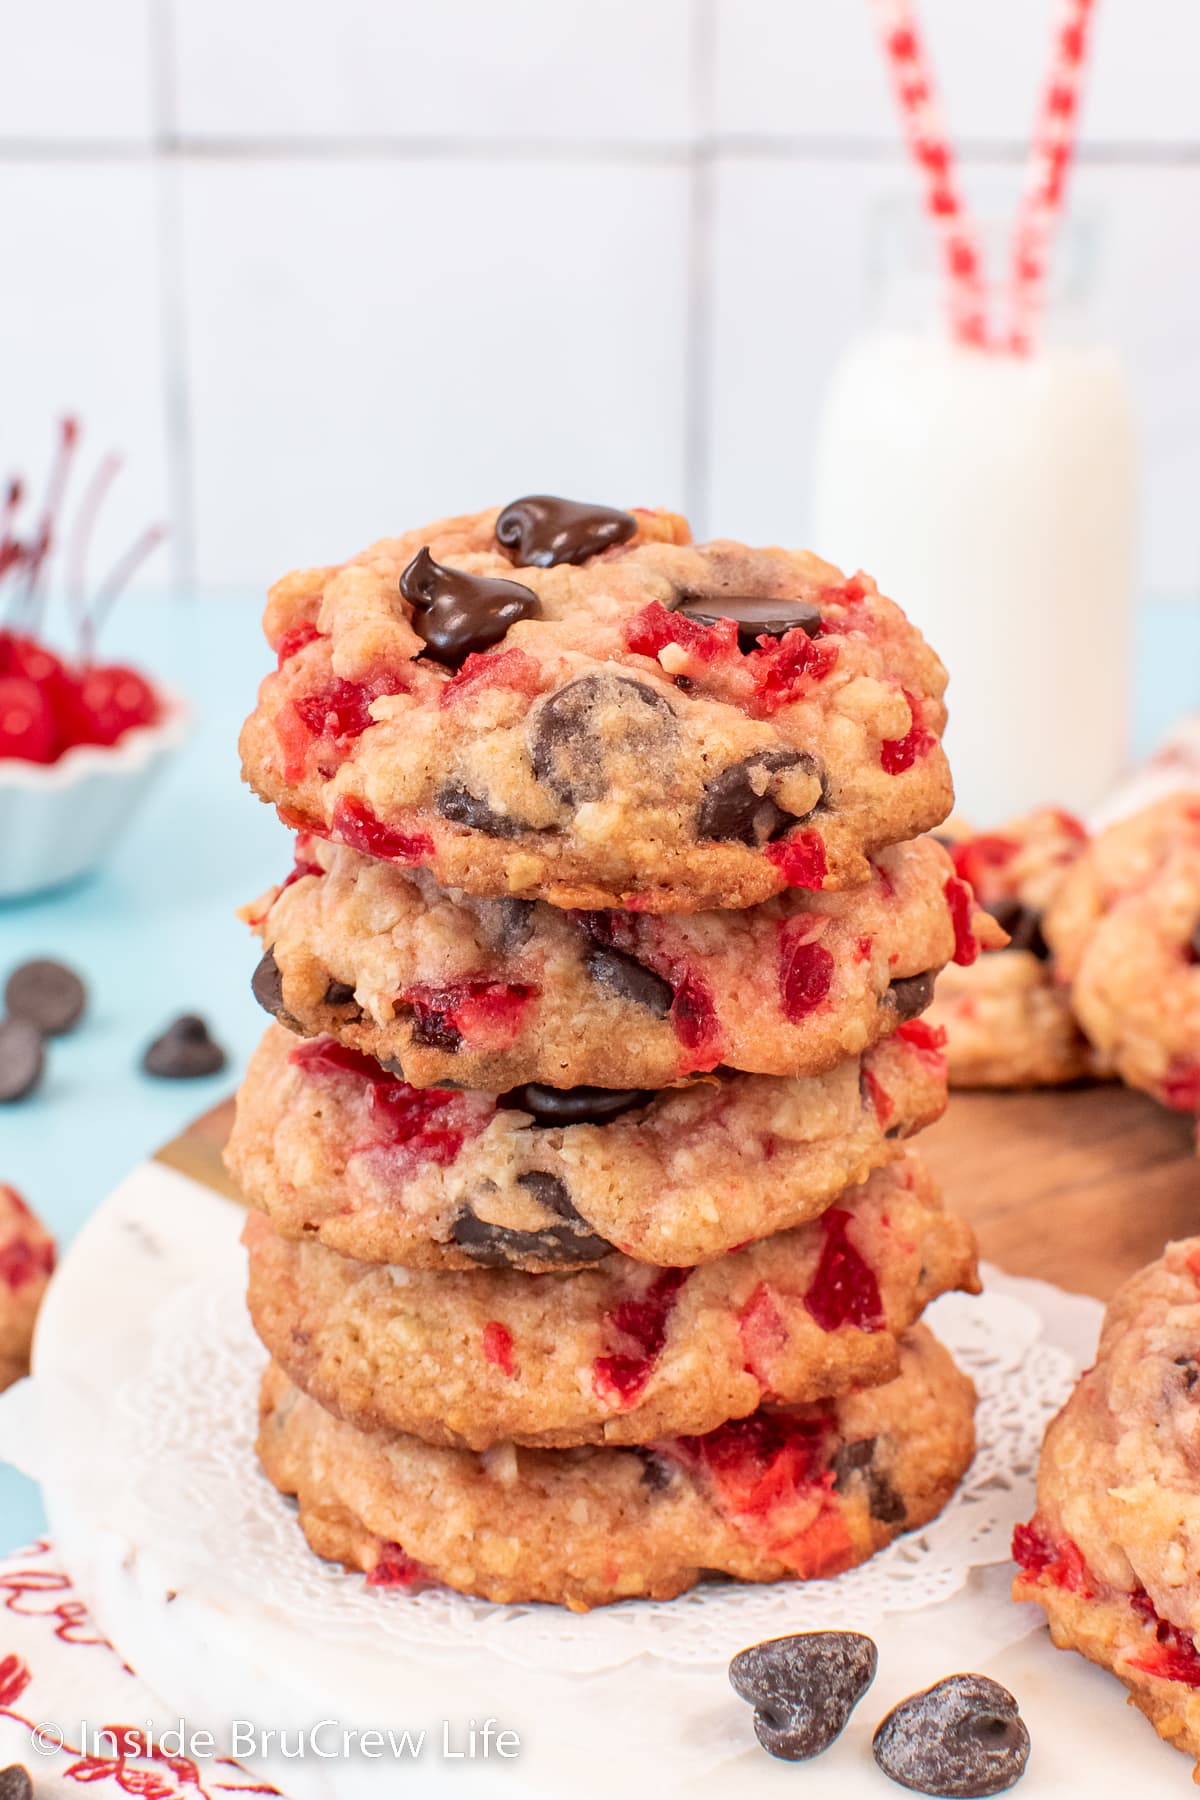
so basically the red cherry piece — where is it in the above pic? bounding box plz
[366,1542,429,1588]
[0,1237,55,1291]
[276,622,322,666]
[1126,1591,1200,1687]
[625,601,740,665]
[1012,1519,1092,1595]
[592,1267,689,1407]
[670,969,723,1068]
[880,690,936,775]
[895,1019,948,1060]
[804,1208,884,1333]
[405,980,536,1052]
[861,1067,894,1127]
[482,1321,516,1377]
[1162,1060,1200,1113]
[944,876,980,966]
[745,631,838,714]
[765,830,828,891]
[779,922,835,1022]
[438,647,544,708]
[288,1037,467,1166]
[330,797,434,865]
[0,676,57,762]
[738,1283,790,1387]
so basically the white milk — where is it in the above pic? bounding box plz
[812,330,1137,822]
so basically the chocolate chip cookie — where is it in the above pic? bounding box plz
[1014,1237,1200,1773]
[244,832,996,1091]
[1046,795,1200,1115]
[928,810,1097,1088]
[238,501,954,911]
[258,1322,976,1608]
[0,1184,55,1391]
[226,1023,949,1269]
[243,1153,977,1449]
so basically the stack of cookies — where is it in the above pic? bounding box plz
[227,496,994,1611]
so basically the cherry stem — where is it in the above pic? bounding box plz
[84,524,168,663]
[66,451,123,649]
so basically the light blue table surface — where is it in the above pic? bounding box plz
[2,592,1199,1551]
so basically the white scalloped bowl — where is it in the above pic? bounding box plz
[0,685,189,900]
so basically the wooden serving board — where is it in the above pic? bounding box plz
[156,1082,1198,1303]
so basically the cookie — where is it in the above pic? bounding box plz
[243,832,997,1091]
[226,1022,949,1270]
[928,810,1096,1088]
[1046,795,1200,1113]
[1014,1237,1200,1772]
[243,1153,978,1450]
[258,1322,976,1609]
[238,502,954,911]
[0,1185,55,1392]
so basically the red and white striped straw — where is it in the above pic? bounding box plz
[1006,0,1097,352]
[869,0,988,348]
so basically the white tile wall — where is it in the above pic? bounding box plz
[0,0,1196,604]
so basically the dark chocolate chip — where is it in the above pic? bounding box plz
[0,1019,45,1104]
[408,1007,463,1054]
[142,1014,227,1079]
[887,970,937,1021]
[488,897,536,957]
[436,781,526,838]
[529,673,678,805]
[1176,1354,1200,1392]
[400,546,540,667]
[867,1467,907,1524]
[989,898,1050,962]
[697,749,824,845]
[4,958,87,1035]
[497,1081,655,1127]
[0,1768,33,1800]
[831,1436,876,1489]
[251,948,301,1031]
[873,1674,1030,1797]
[677,593,823,652]
[452,1171,612,1267]
[585,946,674,1018]
[322,978,357,1007]
[495,494,636,567]
[730,1631,878,1763]
[636,1449,677,1491]
[1189,922,1200,965]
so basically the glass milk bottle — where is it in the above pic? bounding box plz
[812,206,1137,823]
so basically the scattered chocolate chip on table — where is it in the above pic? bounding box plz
[730,1630,879,1762]
[142,1015,227,1079]
[0,1018,46,1104]
[872,1674,1030,1797]
[4,957,88,1036]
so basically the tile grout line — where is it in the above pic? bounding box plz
[146,0,196,599]
[683,0,717,534]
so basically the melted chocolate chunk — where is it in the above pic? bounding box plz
[867,1467,906,1525]
[5,958,87,1035]
[697,749,823,845]
[585,945,674,1018]
[322,978,357,1007]
[142,1014,227,1079]
[399,547,540,667]
[989,897,1050,961]
[873,1674,1030,1798]
[487,897,536,957]
[1176,1354,1200,1392]
[497,1081,655,1127]
[0,1768,34,1800]
[636,1449,677,1491]
[452,1171,613,1267]
[730,1632,878,1764]
[251,948,302,1032]
[887,970,937,1021]
[831,1437,876,1489]
[495,494,637,567]
[677,594,823,652]
[0,1019,45,1104]
[529,673,678,805]
[435,781,527,838]
[408,1008,463,1054]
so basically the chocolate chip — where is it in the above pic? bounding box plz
[497,1081,655,1127]
[730,1631,878,1763]
[4,958,87,1035]
[989,898,1050,961]
[0,1019,45,1104]
[636,1449,677,1491]
[585,945,673,1018]
[142,1014,227,1079]
[0,1767,33,1800]
[1176,1354,1200,1392]
[1189,922,1200,965]
[487,898,536,957]
[677,594,823,652]
[322,978,357,1007]
[452,1171,612,1267]
[831,1437,876,1488]
[408,1007,463,1054]
[436,781,526,838]
[867,1468,907,1524]
[831,1437,907,1524]
[400,547,540,667]
[887,970,936,1021]
[495,495,637,567]
[529,673,678,805]
[697,750,823,845]
[251,948,301,1031]
[873,1674,1030,1797]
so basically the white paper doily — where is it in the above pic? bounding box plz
[104,1265,1076,1674]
